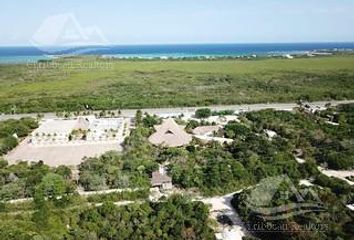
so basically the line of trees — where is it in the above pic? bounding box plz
[0,117,38,154]
[0,160,73,201]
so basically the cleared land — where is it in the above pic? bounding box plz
[5,138,122,167]
[1,56,354,113]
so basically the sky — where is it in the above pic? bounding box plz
[0,0,354,46]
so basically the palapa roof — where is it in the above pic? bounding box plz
[148,118,192,147]
[74,117,90,130]
[151,171,172,186]
[192,125,221,136]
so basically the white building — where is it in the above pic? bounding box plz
[30,116,127,145]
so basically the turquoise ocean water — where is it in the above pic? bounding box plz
[0,43,354,64]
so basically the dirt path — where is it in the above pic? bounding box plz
[200,191,248,240]
[319,167,354,185]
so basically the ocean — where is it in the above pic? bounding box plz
[0,42,354,64]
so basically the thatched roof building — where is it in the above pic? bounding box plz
[148,118,192,147]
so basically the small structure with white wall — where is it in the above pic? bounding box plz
[151,169,173,190]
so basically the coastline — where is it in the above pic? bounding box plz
[1,42,354,64]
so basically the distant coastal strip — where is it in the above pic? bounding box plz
[1,42,354,63]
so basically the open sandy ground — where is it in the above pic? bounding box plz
[201,191,248,240]
[5,138,122,167]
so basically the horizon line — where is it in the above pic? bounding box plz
[1,41,354,48]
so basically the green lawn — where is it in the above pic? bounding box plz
[1,56,354,113]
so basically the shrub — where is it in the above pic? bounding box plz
[195,108,212,119]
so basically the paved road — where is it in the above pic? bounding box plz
[1,100,354,120]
